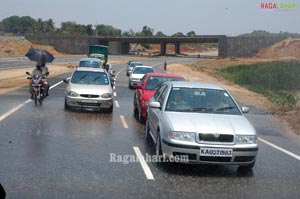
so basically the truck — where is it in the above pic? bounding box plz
[88,45,108,66]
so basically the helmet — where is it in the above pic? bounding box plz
[36,64,42,70]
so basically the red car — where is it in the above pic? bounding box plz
[133,73,185,122]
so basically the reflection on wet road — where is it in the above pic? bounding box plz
[0,57,300,199]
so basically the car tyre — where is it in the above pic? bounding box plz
[155,132,163,164]
[133,95,138,115]
[107,105,113,113]
[238,161,255,173]
[137,107,144,123]
[64,98,70,111]
[144,120,151,143]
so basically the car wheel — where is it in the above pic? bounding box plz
[156,132,163,164]
[138,107,145,123]
[144,119,151,143]
[107,105,113,113]
[133,95,138,115]
[238,161,255,172]
[64,98,70,110]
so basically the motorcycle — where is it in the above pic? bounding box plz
[26,71,48,105]
[109,70,116,88]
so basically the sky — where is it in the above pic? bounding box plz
[0,0,300,36]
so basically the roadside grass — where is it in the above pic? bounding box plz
[217,60,300,111]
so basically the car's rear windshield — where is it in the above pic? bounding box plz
[79,60,100,68]
[146,76,185,90]
[165,87,241,115]
[130,62,142,67]
[71,71,109,85]
[133,67,154,74]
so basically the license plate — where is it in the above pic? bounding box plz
[81,100,98,103]
[200,147,233,157]
[32,84,41,86]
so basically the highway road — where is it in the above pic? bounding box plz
[0,56,300,199]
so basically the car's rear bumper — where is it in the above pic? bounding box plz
[129,80,140,87]
[161,139,258,165]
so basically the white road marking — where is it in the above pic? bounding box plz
[0,99,31,122]
[115,100,120,108]
[113,92,117,97]
[133,146,154,180]
[258,137,300,161]
[120,115,128,128]
[49,80,63,90]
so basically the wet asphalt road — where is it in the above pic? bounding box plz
[1,56,300,199]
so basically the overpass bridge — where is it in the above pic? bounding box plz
[25,35,286,58]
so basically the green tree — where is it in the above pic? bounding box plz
[60,21,92,35]
[2,15,36,35]
[95,24,122,36]
[19,16,36,34]
[2,16,21,35]
[155,31,166,36]
[44,19,55,33]
[85,24,94,36]
[34,18,44,33]
[123,29,135,36]
[141,26,154,36]
[0,21,4,34]
[172,32,185,37]
[187,31,196,37]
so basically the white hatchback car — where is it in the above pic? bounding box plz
[64,67,113,112]
[128,65,155,89]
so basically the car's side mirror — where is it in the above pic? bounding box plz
[135,84,142,89]
[241,107,249,113]
[149,101,161,109]
[63,79,69,84]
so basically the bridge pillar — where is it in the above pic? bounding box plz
[175,42,180,54]
[218,36,227,58]
[160,42,167,55]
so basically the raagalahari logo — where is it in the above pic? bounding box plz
[261,2,298,10]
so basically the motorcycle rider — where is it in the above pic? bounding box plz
[29,61,50,98]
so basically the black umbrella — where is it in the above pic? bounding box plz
[25,48,55,63]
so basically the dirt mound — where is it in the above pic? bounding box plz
[0,36,66,56]
[256,38,300,59]
[149,44,213,54]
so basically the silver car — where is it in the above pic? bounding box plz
[126,61,143,76]
[64,67,113,112]
[145,81,258,171]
